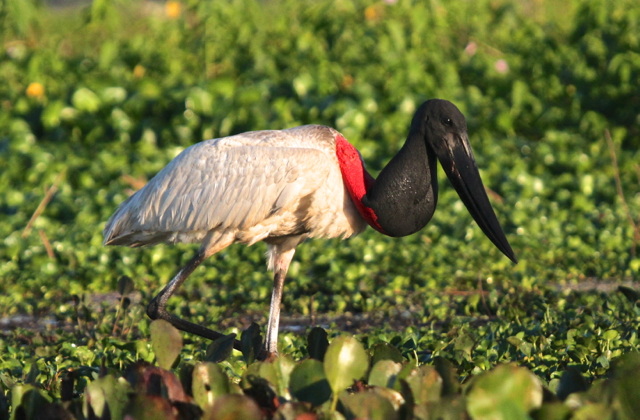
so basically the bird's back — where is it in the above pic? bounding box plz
[103,125,367,249]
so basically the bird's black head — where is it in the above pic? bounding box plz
[411,99,468,148]
[413,99,517,263]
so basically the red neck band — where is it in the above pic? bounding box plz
[335,134,385,234]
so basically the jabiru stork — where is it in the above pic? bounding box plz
[103,99,517,358]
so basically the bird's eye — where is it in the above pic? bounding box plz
[442,118,453,126]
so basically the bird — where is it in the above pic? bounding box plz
[103,99,517,359]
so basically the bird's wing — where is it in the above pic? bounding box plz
[103,139,333,246]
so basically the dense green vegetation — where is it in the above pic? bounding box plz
[1,0,639,418]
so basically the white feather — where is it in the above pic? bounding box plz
[103,125,369,254]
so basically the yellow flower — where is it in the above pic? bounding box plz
[341,74,354,89]
[26,82,45,98]
[365,5,382,22]
[166,1,182,19]
[133,64,146,79]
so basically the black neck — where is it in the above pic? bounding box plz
[362,128,438,237]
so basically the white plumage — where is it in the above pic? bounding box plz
[103,124,368,355]
[104,125,367,252]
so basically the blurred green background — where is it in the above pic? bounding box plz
[1,0,639,382]
[2,0,639,308]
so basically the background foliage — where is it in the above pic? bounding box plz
[1,0,639,418]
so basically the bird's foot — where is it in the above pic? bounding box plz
[258,348,279,362]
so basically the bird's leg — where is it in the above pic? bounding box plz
[146,237,241,351]
[264,246,296,357]
[264,271,285,356]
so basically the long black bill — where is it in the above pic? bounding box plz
[438,134,518,264]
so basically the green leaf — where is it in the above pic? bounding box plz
[124,394,175,420]
[10,385,32,420]
[149,319,183,370]
[612,352,640,420]
[404,365,443,405]
[433,357,459,396]
[618,286,640,303]
[572,403,612,420]
[290,359,331,406]
[192,362,229,412]
[370,343,404,366]
[508,336,524,347]
[204,394,263,420]
[205,333,237,363]
[596,354,610,369]
[0,383,7,420]
[454,331,475,358]
[71,88,101,113]
[308,327,329,361]
[467,364,543,420]
[85,375,130,420]
[274,402,316,419]
[41,101,65,128]
[241,322,263,365]
[13,387,51,420]
[370,386,406,411]
[531,403,573,420]
[254,357,295,399]
[23,363,39,385]
[368,360,402,388]
[340,391,399,420]
[324,335,369,411]
[117,275,134,296]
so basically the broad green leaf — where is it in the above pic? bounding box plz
[324,335,369,411]
[85,375,130,420]
[405,365,443,405]
[192,362,229,411]
[290,359,331,406]
[454,331,475,359]
[0,381,7,420]
[308,327,329,361]
[531,403,573,420]
[101,86,127,103]
[467,364,543,420]
[10,385,32,420]
[254,356,295,399]
[572,403,613,420]
[618,286,640,303]
[370,343,404,366]
[205,333,237,363]
[23,363,39,385]
[556,368,588,400]
[41,101,65,128]
[117,275,134,296]
[72,88,101,113]
[433,357,459,396]
[324,336,369,393]
[371,386,405,411]
[340,391,399,420]
[149,319,183,370]
[508,336,523,347]
[13,388,52,420]
[241,322,263,365]
[368,360,402,388]
[205,394,263,420]
[124,394,175,420]
[429,395,471,420]
[274,402,316,419]
[612,352,640,420]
